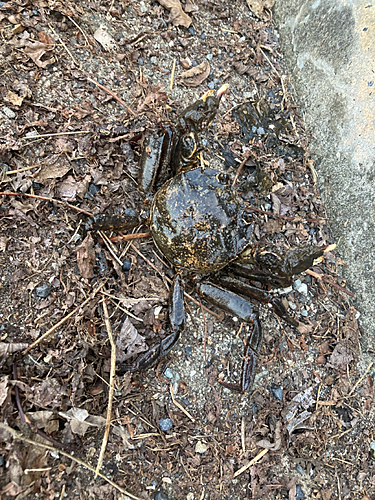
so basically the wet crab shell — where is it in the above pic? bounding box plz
[150,167,254,274]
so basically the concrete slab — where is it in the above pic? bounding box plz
[273,0,375,351]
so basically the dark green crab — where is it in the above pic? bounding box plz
[93,87,328,392]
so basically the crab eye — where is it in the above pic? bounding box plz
[180,133,197,159]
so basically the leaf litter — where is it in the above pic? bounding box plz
[0,0,372,499]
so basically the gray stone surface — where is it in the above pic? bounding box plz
[273,0,375,349]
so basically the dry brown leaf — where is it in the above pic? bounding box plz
[158,0,192,27]
[33,155,71,182]
[246,0,274,17]
[179,60,211,87]
[76,232,96,279]
[0,236,8,252]
[24,41,54,68]
[116,317,148,363]
[0,342,28,356]
[6,91,23,106]
[38,30,55,46]
[137,84,168,112]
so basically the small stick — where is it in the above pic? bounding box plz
[0,423,143,500]
[22,130,91,140]
[23,282,106,354]
[305,270,356,298]
[232,151,251,188]
[198,295,208,362]
[110,232,151,242]
[66,14,91,47]
[348,361,374,397]
[233,448,269,477]
[170,384,195,422]
[170,58,176,90]
[95,300,116,477]
[0,191,94,217]
[87,77,136,116]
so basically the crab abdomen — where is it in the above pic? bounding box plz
[150,167,250,274]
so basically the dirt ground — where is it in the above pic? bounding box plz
[0,0,374,499]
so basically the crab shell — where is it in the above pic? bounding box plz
[150,166,254,274]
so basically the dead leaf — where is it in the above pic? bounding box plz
[59,408,106,436]
[179,60,211,87]
[94,24,116,51]
[76,233,96,279]
[137,84,168,112]
[328,343,354,371]
[0,376,9,408]
[0,236,9,252]
[26,410,59,433]
[0,342,28,356]
[38,30,55,46]
[246,0,275,17]
[33,154,71,182]
[116,317,148,363]
[296,323,313,334]
[256,421,282,450]
[24,41,54,68]
[58,175,84,201]
[6,91,23,106]
[158,0,192,27]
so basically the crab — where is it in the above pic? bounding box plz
[92,86,328,393]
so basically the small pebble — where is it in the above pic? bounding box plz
[122,260,131,272]
[288,301,297,310]
[159,418,173,432]
[164,368,173,379]
[295,485,305,499]
[36,284,52,298]
[206,53,213,61]
[271,386,283,401]
[296,465,304,475]
[200,32,206,40]
[257,127,265,135]
[88,183,99,196]
[207,81,215,89]
[195,440,208,454]
[150,56,158,65]
[2,106,16,119]
[185,346,192,356]
[252,126,257,133]
[188,26,195,36]
[301,309,308,317]
[137,57,144,66]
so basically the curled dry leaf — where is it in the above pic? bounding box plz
[76,232,96,279]
[179,60,211,87]
[246,0,275,18]
[158,0,192,28]
[6,91,23,106]
[256,421,282,450]
[116,317,148,363]
[59,408,106,436]
[24,41,54,68]
[33,154,71,183]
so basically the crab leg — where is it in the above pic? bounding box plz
[211,275,299,327]
[118,274,186,373]
[197,282,262,393]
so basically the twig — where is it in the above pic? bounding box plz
[170,58,176,90]
[232,151,251,188]
[0,192,94,217]
[233,448,268,477]
[305,270,356,298]
[22,130,91,140]
[23,282,106,354]
[110,232,151,242]
[348,361,374,396]
[170,384,196,422]
[66,14,91,47]
[0,423,143,500]
[87,77,136,116]
[198,295,208,362]
[95,300,116,477]
[48,23,79,66]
